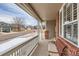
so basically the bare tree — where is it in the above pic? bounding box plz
[13,17,25,31]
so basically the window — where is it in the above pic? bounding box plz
[72,22,78,44]
[59,3,78,45]
[63,4,67,23]
[64,24,72,40]
[73,3,77,20]
[66,4,72,22]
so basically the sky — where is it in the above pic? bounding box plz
[0,3,38,26]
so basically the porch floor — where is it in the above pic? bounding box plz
[32,39,59,56]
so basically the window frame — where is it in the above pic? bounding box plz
[59,3,79,47]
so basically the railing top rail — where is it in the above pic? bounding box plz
[0,32,38,55]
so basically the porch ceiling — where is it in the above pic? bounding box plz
[30,3,62,21]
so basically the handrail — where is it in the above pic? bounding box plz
[0,32,38,56]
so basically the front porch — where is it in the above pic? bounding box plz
[0,3,79,56]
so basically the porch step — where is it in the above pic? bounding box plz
[48,41,59,56]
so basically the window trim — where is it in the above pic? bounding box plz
[59,4,64,37]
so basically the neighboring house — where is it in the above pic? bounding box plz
[11,24,19,32]
[0,22,11,32]
[11,24,25,32]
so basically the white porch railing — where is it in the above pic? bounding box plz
[0,32,38,56]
